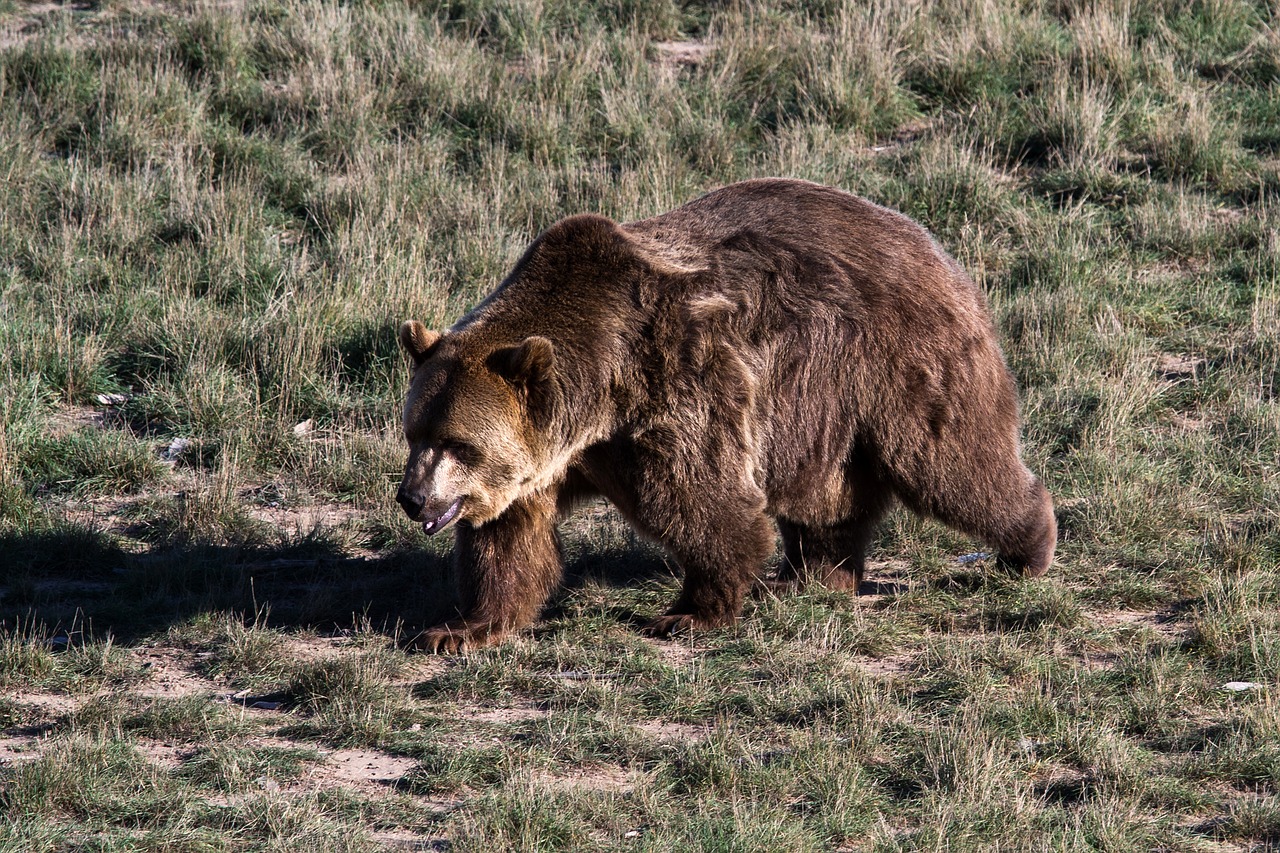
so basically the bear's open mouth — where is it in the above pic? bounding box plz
[421,498,462,536]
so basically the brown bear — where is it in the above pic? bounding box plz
[396,178,1055,653]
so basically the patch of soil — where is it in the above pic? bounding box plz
[318,748,418,787]
[1092,608,1185,639]
[7,691,81,717]
[48,405,107,437]
[245,502,364,533]
[0,735,45,765]
[646,638,702,668]
[134,739,188,771]
[652,40,713,68]
[1079,609,1188,670]
[272,633,353,666]
[1156,353,1205,382]
[133,647,223,698]
[857,654,914,679]
[534,764,636,793]
[1169,411,1208,432]
[860,559,915,602]
[634,719,710,743]
[869,118,937,154]
[1137,258,1205,281]
[469,705,547,725]
[370,829,452,851]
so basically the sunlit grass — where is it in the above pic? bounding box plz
[1,0,1277,848]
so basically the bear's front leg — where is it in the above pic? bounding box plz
[408,620,503,655]
[407,491,563,654]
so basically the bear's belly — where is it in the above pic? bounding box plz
[762,467,856,525]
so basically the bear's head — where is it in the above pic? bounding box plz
[395,319,557,535]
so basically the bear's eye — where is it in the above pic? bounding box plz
[443,439,483,466]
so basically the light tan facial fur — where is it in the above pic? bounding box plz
[397,331,557,531]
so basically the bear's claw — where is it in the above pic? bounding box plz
[642,612,732,638]
[405,622,502,655]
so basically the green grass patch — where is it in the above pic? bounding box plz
[1,0,1277,848]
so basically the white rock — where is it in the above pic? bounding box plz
[163,438,192,461]
[1222,681,1262,692]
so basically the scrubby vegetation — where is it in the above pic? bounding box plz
[1,0,1277,849]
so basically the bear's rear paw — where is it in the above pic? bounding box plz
[405,621,504,655]
[1002,556,1051,579]
[642,612,733,638]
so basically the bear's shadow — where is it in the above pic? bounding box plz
[0,525,461,644]
[0,521,687,644]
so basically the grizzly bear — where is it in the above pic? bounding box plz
[396,178,1055,653]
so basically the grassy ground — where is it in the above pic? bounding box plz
[1,0,1278,849]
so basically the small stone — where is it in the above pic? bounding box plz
[250,701,283,710]
[292,419,313,436]
[95,393,129,406]
[163,438,192,461]
[956,552,991,564]
[1222,681,1262,692]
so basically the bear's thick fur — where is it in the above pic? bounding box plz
[396,179,1055,653]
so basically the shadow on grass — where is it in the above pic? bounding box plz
[0,522,683,645]
[0,526,456,645]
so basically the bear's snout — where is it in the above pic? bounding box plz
[395,487,424,520]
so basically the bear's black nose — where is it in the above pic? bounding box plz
[396,488,423,520]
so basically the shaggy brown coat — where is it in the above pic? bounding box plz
[397,179,1056,652]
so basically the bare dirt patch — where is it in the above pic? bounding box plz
[1078,609,1188,670]
[135,739,188,771]
[0,1,91,50]
[246,502,364,534]
[860,558,915,602]
[470,705,547,725]
[869,118,938,154]
[1169,411,1208,432]
[133,647,222,698]
[1156,353,1206,382]
[371,829,452,850]
[856,654,914,679]
[272,633,362,666]
[646,637,702,668]
[1138,258,1205,281]
[635,719,710,743]
[317,748,418,787]
[7,691,81,717]
[653,40,713,69]
[1092,608,1185,640]
[534,763,637,793]
[48,405,107,437]
[0,735,45,765]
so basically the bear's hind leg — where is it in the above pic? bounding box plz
[776,496,891,593]
[991,476,1056,578]
[896,456,1056,579]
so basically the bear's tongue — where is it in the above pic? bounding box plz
[421,498,462,536]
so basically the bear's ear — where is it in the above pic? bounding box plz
[488,336,555,391]
[399,321,441,366]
